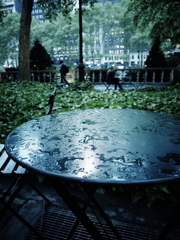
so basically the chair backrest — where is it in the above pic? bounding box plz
[46,88,57,115]
[0,144,26,174]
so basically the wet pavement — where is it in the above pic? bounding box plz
[93,82,171,91]
[0,175,179,240]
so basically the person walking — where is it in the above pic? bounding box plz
[59,60,70,86]
[106,66,124,90]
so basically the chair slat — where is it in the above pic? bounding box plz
[0,150,10,169]
[1,159,16,174]
[0,146,26,174]
[0,144,4,153]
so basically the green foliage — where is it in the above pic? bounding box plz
[0,12,20,65]
[36,0,97,19]
[0,82,179,143]
[0,82,51,140]
[68,79,94,91]
[30,1,150,64]
[0,66,5,72]
[114,183,180,208]
[127,0,180,44]
[1,1,150,67]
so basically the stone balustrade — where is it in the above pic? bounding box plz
[0,67,177,85]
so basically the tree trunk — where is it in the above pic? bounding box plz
[18,0,33,81]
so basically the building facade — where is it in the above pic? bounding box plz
[3,0,45,21]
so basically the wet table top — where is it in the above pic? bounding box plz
[5,109,180,185]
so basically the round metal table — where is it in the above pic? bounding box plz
[4,109,180,240]
[5,109,180,185]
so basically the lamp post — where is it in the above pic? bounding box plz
[78,0,85,81]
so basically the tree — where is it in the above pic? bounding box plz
[18,0,96,81]
[30,13,79,64]
[29,1,151,68]
[145,37,167,68]
[18,0,33,81]
[127,0,180,45]
[30,39,53,70]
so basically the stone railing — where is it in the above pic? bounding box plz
[0,70,76,84]
[0,68,177,84]
[84,68,175,85]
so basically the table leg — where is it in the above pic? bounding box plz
[53,181,123,240]
[82,184,122,240]
[53,182,105,239]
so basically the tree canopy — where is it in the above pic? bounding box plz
[0,13,20,66]
[18,0,98,81]
[0,0,179,80]
[36,0,97,19]
[127,0,180,45]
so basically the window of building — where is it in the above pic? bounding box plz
[114,50,119,54]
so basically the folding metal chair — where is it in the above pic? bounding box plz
[46,87,57,115]
[0,87,57,238]
[102,79,114,91]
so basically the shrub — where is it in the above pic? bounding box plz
[69,79,94,91]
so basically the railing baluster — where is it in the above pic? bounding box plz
[170,69,174,83]
[136,71,140,82]
[48,72,52,83]
[31,73,33,81]
[152,71,156,82]
[99,71,102,83]
[38,72,40,82]
[161,70,164,83]
[84,70,88,80]
[144,70,147,83]
[43,73,46,82]
[92,71,95,83]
